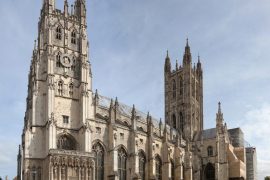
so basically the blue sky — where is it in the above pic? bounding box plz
[0,0,270,179]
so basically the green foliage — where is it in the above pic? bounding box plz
[265,176,270,180]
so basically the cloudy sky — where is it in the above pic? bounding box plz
[0,0,270,179]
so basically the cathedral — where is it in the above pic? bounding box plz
[18,0,248,180]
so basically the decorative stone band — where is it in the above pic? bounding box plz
[48,149,95,168]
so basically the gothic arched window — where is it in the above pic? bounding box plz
[172,114,176,129]
[58,81,63,96]
[71,30,76,44]
[172,80,176,99]
[179,112,184,133]
[57,135,76,150]
[155,155,162,180]
[207,146,213,157]
[92,143,104,180]
[56,26,62,40]
[204,163,215,180]
[138,151,146,180]
[69,83,74,97]
[56,52,61,67]
[171,160,175,180]
[179,76,183,96]
[118,147,127,180]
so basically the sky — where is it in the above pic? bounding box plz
[0,0,270,179]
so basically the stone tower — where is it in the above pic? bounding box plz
[20,0,95,179]
[164,40,203,140]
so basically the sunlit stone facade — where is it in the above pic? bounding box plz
[18,0,249,180]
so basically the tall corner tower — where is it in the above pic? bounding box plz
[20,0,95,179]
[164,40,203,141]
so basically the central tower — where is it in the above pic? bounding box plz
[164,40,203,140]
[21,0,95,179]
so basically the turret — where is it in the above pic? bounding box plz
[183,39,192,67]
[164,50,171,73]
[75,0,87,24]
[43,0,55,14]
[64,0,69,17]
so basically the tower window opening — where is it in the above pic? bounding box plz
[71,31,76,44]
[179,112,184,133]
[63,115,69,124]
[56,26,62,40]
[207,146,213,156]
[172,114,177,129]
[58,81,63,96]
[56,52,61,67]
[180,77,183,96]
[69,83,74,97]
[172,80,176,99]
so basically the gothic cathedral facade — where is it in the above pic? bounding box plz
[18,0,247,180]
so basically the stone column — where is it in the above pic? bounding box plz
[58,166,61,180]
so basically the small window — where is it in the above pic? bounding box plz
[71,31,76,44]
[69,83,74,97]
[56,52,61,67]
[63,115,69,124]
[56,26,62,40]
[58,81,63,96]
[207,146,213,156]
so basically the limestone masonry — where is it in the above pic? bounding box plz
[17,0,256,180]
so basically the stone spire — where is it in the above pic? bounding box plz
[183,38,192,66]
[216,102,224,126]
[164,50,171,73]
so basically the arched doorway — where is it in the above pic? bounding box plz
[204,163,215,180]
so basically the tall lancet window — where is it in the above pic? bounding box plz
[172,114,176,129]
[92,143,104,180]
[71,57,76,71]
[179,112,184,133]
[56,52,61,67]
[71,30,77,44]
[138,151,146,180]
[56,26,62,40]
[171,160,175,180]
[179,76,183,96]
[69,83,74,97]
[172,80,176,99]
[58,81,63,96]
[155,155,162,180]
[118,148,127,180]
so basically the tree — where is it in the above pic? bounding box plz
[265,176,270,180]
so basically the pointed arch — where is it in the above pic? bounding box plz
[69,83,74,97]
[57,134,77,150]
[58,80,63,96]
[155,154,162,180]
[118,147,127,180]
[138,150,146,180]
[204,163,215,180]
[92,142,104,180]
